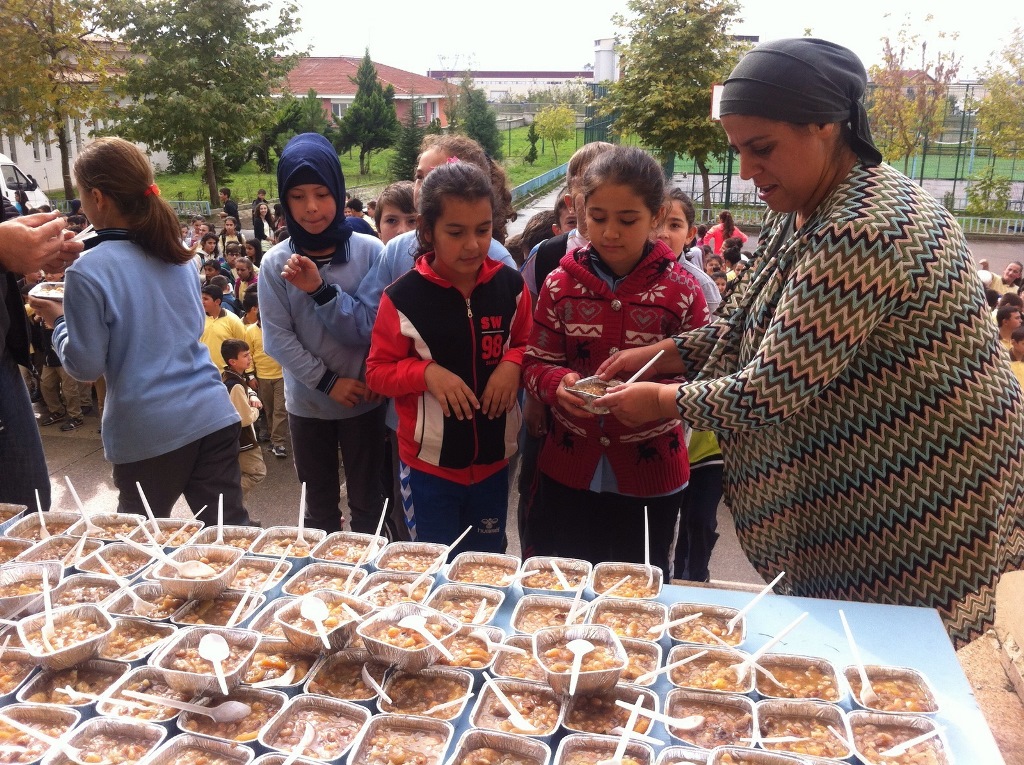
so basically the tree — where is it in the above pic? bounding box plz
[533,105,576,163]
[601,0,746,212]
[976,27,1024,157]
[461,87,503,160]
[867,15,960,173]
[337,49,400,176]
[100,0,300,204]
[0,0,117,198]
[524,122,540,165]
[389,98,425,182]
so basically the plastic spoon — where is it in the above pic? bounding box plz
[421,692,474,717]
[116,534,217,578]
[622,349,665,385]
[64,476,102,535]
[565,638,595,696]
[62,532,91,567]
[131,481,158,534]
[482,673,539,732]
[250,665,297,689]
[693,627,786,688]
[636,649,710,685]
[34,490,49,540]
[401,525,473,596]
[726,571,785,635]
[577,576,631,619]
[643,507,653,588]
[472,598,490,625]
[225,587,256,628]
[647,611,704,637]
[730,611,809,682]
[295,483,306,546]
[360,664,392,704]
[71,224,95,242]
[40,568,56,651]
[839,609,879,707]
[548,560,573,590]
[216,493,225,545]
[598,694,645,765]
[0,711,103,765]
[565,583,587,625]
[122,689,252,722]
[397,614,454,660]
[744,736,810,744]
[96,556,161,618]
[467,629,528,657]
[880,727,943,758]
[281,723,316,765]
[607,728,664,747]
[197,632,232,695]
[342,499,388,593]
[299,595,333,649]
[612,700,706,731]
[59,685,148,710]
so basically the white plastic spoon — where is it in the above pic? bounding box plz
[880,727,943,758]
[59,685,148,710]
[622,349,665,385]
[34,490,50,540]
[472,598,490,625]
[636,649,710,685]
[839,609,879,707]
[397,614,455,660]
[607,727,664,747]
[62,532,91,567]
[726,571,785,635]
[40,568,56,651]
[421,692,474,717]
[281,722,316,765]
[598,694,645,765]
[64,476,102,535]
[225,587,256,628]
[565,583,587,625]
[122,689,252,722]
[250,665,298,689]
[342,499,388,593]
[295,483,305,545]
[566,637,595,696]
[731,611,809,683]
[643,507,653,588]
[612,699,706,731]
[116,534,217,578]
[197,632,232,696]
[744,736,810,745]
[467,629,528,656]
[299,595,333,649]
[96,556,161,618]
[482,673,539,732]
[648,611,704,637]
[548,560,573,590]
[578,576,631,619]
[216,493,225,545]
[134,482,159,533]
[401,525,472,596]
[360,664,392,704]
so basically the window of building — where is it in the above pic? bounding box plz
[331,102,348,119]
[74,119,83,153]
[6,136,16,162]
[31,134,40,161]
[43,130,52,160]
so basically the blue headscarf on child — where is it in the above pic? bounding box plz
[277,133,353,262]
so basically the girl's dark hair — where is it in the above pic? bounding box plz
[581,146,665,217]
[696,224,708,237]
[506,209,559,267]
[245,237,262,259]
[200,232,220,255]
[719,210,736,237]
[73,137,192,265]
[416,162,494,257]
[420,134,513,243]
[665,188,696,228]
[374,181,415,229]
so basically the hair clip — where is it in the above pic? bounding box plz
[446,156,461,165]
[143,183,160,197]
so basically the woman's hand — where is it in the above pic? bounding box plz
[598,382,677,428]
[425,363,479,420]
[27,296,64,329]
[597,340,674,381]
[281,254,324,293]
[0,213,83,274]
[554,372,595,419]
[328,377,367,408]
[480,361,520,419]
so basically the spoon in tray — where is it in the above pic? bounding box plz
[397,614,454,660]
[839,608,879,707]
[647,611,704,637]
[481,673,539,733]
[467,629,529,656]
[421,692,474,717]
[34,489,50,540]
[400,525,473,596]
[299,595,333,649]
[726,571,786,635]
[360,664,392,704]
[133,481,159,534]
[0,712,107,765]
[95,555,161,618]
[565,638,595,696]
[635,649,710,685]
[116,534,217,579]
[122,689,252,723]
[597,694,647,765]
[282,723,316,765]
[880,727,943,758]
[612,699,706,732]
[250,664,297,689]
[729,611,809,683]
[40,568,57,652]
[64,476,102,536]
[198,632,232,696]
[342,500,389,593]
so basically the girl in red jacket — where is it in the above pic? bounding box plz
[366,162,532,554]
[522,146,707,576]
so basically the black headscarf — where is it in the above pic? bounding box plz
[276,133,352,262]
[719,38,882,166]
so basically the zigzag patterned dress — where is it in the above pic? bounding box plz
[673,161,1024,647]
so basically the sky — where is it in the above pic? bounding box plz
[292,0,1018,80]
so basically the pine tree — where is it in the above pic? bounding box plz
[461,87,503,160]
[525,123,539,165]
[338,49,400,175]
[389,98,425,182]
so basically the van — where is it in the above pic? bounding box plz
[0,153,51,211]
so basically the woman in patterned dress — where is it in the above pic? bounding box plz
[598,38,1024,647]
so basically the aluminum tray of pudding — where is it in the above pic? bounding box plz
[426,583,505,625]
[842,664,939,715]
[228,555,292,595]
[170,588,266,628]
[41,716,166,765]
[848,710,951,765]
[655,746,711,765]
[142,731,254,765]
[617,637,662,687]
[77,542,154,581]
[302,649,388,707]
[0,702,80,765]
[243,636,320,691]
[193,525,262,552]
[248,597,296,639]
[566,376,623,415]
[664,688,756,750]
[275,589,374,653]
[356,602,461,672]
[0,538,34,565]
[562,682,659,737]
[178,684,287,743]
[150,544,245,601]
[150,624,260,697]
[259,694,371,762]
[665,644,756,695]
[0,645,36,703]
[0,560,63,619]
[520,556,591,595]
[435,624,504,674]
[6,511,81,542]
[533,624,626,697]
[374,541,448,574]
[554,732,655,765]
[49,572,120,608]
[379,666,475,720]
[589,562,662,600]
[469,678,563,741]
[444,552,521,590]
[98,618,177,663]
[127,519,204,549]
[754,699,853,761]
[0,503,27,532]
[755,653,844,705]
[96,665,191,723]
[707,748,808,765]
[588,597,669,641]
[666,602,746,648]
[444,728,551,765]
[250,526,326,561]
[106,583,187,621]
[282,561,365,597]
[17,603,115,670]
[348,712,454,765]
[510,594,582,635]
[15,535,103,569]
[311,531,388,567]
[16,657,129,706]
[356,570,434,608]
[492,634,546,683]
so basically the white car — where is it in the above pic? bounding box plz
[1,153,51,211]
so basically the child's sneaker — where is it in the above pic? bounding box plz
[38,411,66,426]
[271,445,287,458]
[59,417,85,432]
